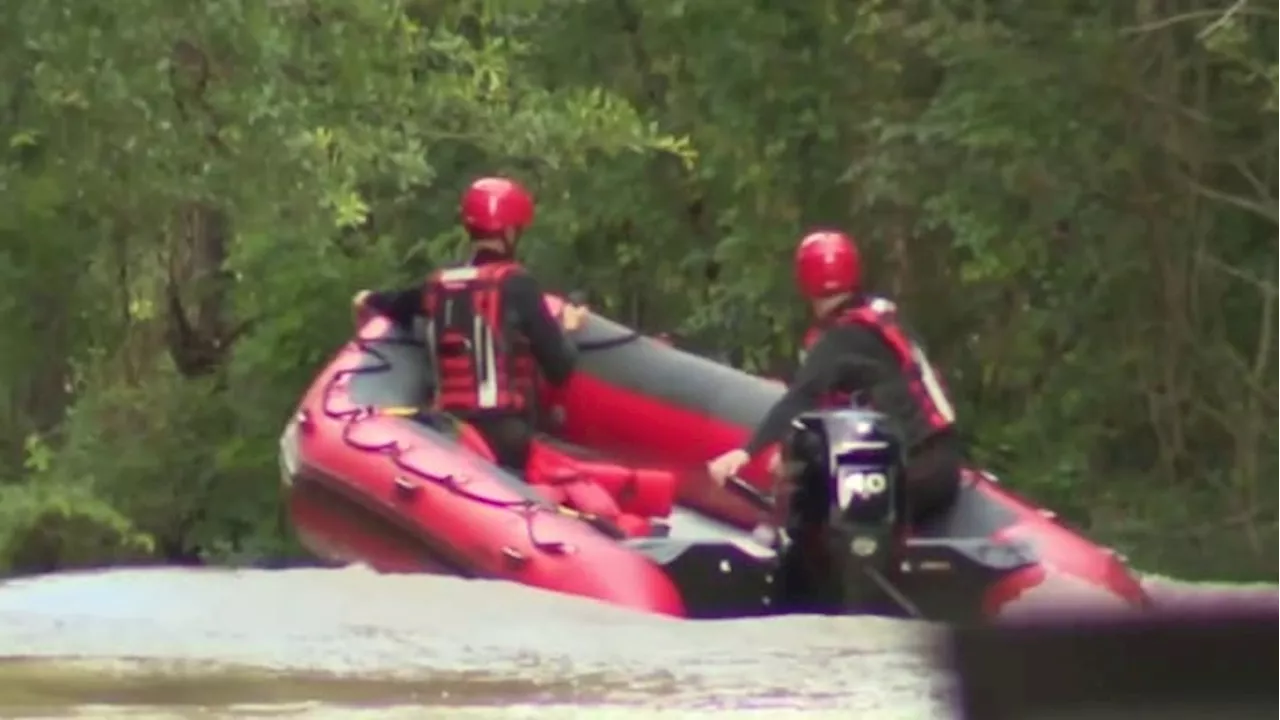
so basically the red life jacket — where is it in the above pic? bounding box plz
[422,262,537,415]
[802,296,956,434]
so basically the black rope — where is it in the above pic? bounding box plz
[319,334,581,555]
[574,330,644,352]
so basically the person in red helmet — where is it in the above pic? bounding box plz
[356,177,584,455]
[706,230,962,521]
[354,177,676,537]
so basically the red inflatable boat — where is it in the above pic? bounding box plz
[281,297,1151,620]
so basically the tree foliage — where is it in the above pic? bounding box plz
[0,0,1274,580]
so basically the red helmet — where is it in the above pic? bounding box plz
[461,177,534,236]
[794,231,861,299]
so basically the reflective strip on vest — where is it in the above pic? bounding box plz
[423,262,535,414]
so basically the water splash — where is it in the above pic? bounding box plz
[0,566,1270,719]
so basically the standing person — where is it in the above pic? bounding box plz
[355,176,674,536]
[355,176,584,470]
[706,230,962,521]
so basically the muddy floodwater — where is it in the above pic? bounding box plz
[0,567,1273,720]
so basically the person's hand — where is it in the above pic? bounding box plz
[766,449,783,478]
[560,303,588,332]
[707,448,751,487]
[352,290,373,324]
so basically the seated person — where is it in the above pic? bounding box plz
[707,230,962,524]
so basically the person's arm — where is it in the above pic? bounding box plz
[360,285,423,328]
[504,272,578,386]
[742,326,886,456]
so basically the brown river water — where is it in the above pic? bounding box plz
[0,566,1273,720]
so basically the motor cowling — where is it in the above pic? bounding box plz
[780,408,905,583]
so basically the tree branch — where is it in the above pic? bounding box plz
[1120,2,1275,36]
[1178,172,1280,224]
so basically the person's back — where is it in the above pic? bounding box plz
[799,293,962,517]
[423,257,585,469]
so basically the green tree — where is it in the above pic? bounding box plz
[0,0,1272,581]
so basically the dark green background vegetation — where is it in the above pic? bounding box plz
[0,1,1274,582]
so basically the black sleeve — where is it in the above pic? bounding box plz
[364,285,424,328]
[503,272,578,386]
[743,326,887,455]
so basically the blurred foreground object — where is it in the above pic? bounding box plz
[947,607,1277,719]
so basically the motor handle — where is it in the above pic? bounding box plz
[726,475,775,513]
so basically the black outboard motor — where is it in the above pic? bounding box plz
[780,408,907,613]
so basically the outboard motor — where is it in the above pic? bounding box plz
[779,408,907,613]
